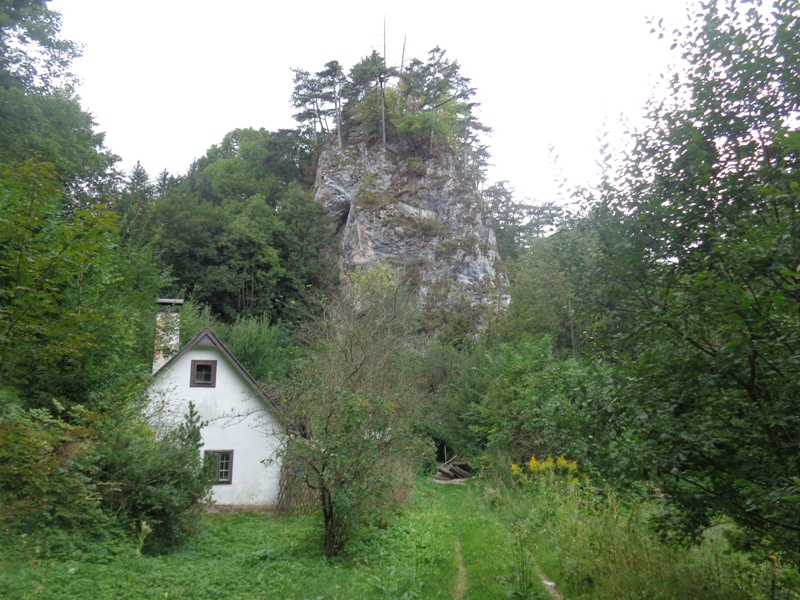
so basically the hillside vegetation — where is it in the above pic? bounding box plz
[1,1,799,598]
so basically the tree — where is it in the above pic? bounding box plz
[482,181,560,261]
[154,169,174,196]
[319,61,346,150]
[113,161,154,244]
[0,159,161,410]
[279,265,428,556]
[584,0,800,563]
[347,51,394,150]
[292,48,489,171]
[0,4,209,556]
[0,0,76,91]
[398,47,479,159]
[262,128,313,187]
[0,2,117,200]
[501,240,574,355]
[273,184,335,320]
[291,68,327,144]
[149,130,332,323]
[214,195,285,320]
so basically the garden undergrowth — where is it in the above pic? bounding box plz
[7,468,788,600]
[480,453,800,600]
[1,478,537,599]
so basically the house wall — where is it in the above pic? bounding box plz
[149,347,283,507]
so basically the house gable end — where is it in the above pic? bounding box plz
[147,327,284,507]
[153,327,279,414]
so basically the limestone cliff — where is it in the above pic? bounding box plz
[314,142,509,330]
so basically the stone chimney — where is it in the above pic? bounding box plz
[153,299,184,374]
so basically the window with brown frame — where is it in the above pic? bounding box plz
[205,450,233,484]
[190,359,217,387]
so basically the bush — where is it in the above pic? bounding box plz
[97,402,211,554]
[0,402,109,553]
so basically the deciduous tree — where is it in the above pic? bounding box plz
[279,266,428,556]
[584,0,800,563]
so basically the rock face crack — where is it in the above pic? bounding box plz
[314,142,509,330]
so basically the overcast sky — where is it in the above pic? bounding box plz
[49,0,697,203]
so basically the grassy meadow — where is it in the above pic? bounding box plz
[0,479,544,600]
[3,474,797,600]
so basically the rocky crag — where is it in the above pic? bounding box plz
[314,142,509,333]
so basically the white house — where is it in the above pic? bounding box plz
[148,300,283,508]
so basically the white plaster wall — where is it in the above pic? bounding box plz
[148,347,283,506]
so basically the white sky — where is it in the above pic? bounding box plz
[50,0,696,203]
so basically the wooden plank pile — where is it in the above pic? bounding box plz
[434,455,474,481]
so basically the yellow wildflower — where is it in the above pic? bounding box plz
[511,463,522,476]
[528,456,541,472]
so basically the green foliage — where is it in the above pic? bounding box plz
[415,340,489,459]
[351,86,397,144]
[439,326,617,471]
[0,160,161,411]
[273,183,337,318]
[0,402,108,548]
[396,107,456,156]
[97,402,211,555]
[192,127,312,203]
[572,0,800,562]
[0,397,212,558]
[0,85,117,196]
[292,61,346,147]
[294,46,489,179]
[0,2,116,198]
[177,302,296,383]
[481,462,789,599]
[113,162,157,246]
[0,161,200,558]
[215,315,296,382]
[280,265,430,556]
[285,385,420,556]
[481,181,561,261]
[498,224,604,356]
[467,336,556,459]
[147,130,332,324]
[0,0,77,91]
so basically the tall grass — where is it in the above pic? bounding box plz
[480,452,800,599]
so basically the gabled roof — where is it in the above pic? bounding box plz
[152,327,279,412]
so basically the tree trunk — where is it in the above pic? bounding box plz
[428,107,435,157]
[380,76,387,152]
[336,93,342,150]
[321,487,346,557]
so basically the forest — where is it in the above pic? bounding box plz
[1,0,800,598]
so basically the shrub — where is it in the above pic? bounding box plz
[0,401,109,553]
[97,402,211,554]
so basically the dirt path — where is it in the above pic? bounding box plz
[539,575,564,600]
[530,553,564,600]
[453,540,468,600]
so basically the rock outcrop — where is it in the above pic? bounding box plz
[314,142,509,331]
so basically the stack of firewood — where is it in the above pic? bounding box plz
[434,455,474,480]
